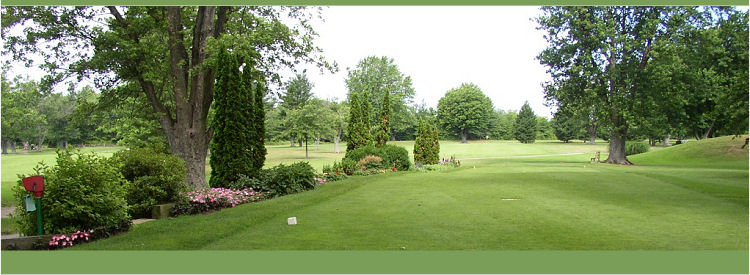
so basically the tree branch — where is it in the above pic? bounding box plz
[167,6,190,124]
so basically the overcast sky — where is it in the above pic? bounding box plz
[298,6,554,117]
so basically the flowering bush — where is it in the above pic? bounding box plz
[439,155,461,167]
[321,172,348,182]
[48,230,92,249]
[171,187,268,216]
[314,177,327,186]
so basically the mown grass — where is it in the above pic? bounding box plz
[73,137,747,250]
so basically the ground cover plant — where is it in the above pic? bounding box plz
[71,136,747,250]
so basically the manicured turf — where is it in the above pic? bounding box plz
[73,137,747,250]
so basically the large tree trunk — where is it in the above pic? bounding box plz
[135,6,226,190]
[460,130,467,144]
[604,128,632,165]
[290,137,295,147]
[334,130,341,153]
[1,139,8,154]
[37,134,45,152]
[11,140,17,153]
[587,123,597,144]
[298,139,303,147]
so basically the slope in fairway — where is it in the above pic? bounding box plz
[76,138,747,250]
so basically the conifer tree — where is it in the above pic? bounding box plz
[209,49,254,187]
[346,94,362,152]
[250,72,267,172]
[374,90,391,146]
[514,101,537,144]
[428,121,440,163]
[413,119,427,164]
[359,91,373,146]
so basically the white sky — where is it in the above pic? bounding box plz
[3,6,554,117]
[298,6,554,117]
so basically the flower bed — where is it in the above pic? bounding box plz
[171,187,269,216]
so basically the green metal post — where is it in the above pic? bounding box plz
[35,197,43,235]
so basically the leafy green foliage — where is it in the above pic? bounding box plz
[256,162,317,198]
[345,56,415,139]
[345,92,374,152]
[552,111,585,143]
[437,83,494,143]
[374,90,391,147]
[344,145,410,171]
[414,119,440,165]
[209,49,258,188]
[514,102,537,143]
[625,141,650,156]
[109,148,187,218]
[12,149,129,235]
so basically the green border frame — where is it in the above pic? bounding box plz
[2,250,748,273]
[1,0,749,5]
[1,1,747,274]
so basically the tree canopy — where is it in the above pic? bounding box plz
[2,6,332,188]
[437,83,494,143]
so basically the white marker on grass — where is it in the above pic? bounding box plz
[288,217,297,225]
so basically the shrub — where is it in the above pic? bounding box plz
[340,159,358,175]
[625,141,650,156]
[109,148,187,218]
[12,149,130,235]
[357,155,384,170]
[344,145,411,171]
[254,162,316,198]
[321,172,348,182]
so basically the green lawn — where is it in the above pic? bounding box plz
[72,136,747,250]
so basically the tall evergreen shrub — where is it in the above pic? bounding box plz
[514,101,537,144]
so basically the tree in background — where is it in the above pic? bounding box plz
[535,116,555,140]
[437,83,493,143]
[329,101,349,153]
[552,109,585,143]
[345,56,416,140]
[374,89,391,147]
[3,6,332,189]
[284,99,334,159]
[209,49,256,188]
[280,74,315,147]
[514,101,537,143]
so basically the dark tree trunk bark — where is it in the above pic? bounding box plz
[334,130,341,153]
[305,138,309,159]
[588,123,597,144]
[298,139,303,147]
[604,128,632,165]
[11,140,17,153]
[2,139,8,154]
[460,130,467,144]
[37,134,45,152]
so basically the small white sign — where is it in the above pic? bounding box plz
[287,217,297,225]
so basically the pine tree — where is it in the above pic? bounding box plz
[209,49,254,187]
[359,91,373,146]
[428,121,440,163]
[413,119,427,164]
[251,74,267,172]
[514,101,537,144]
[346,94,361,152]
[374,90,391,146]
